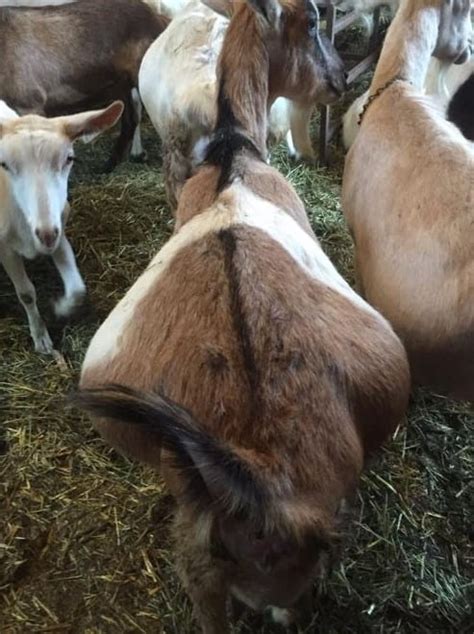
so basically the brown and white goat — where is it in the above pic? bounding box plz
[139,0,347,208]
[0,0,168,170]
[342,0,473,400]
[74,0,410,631]
[0,101,123,353]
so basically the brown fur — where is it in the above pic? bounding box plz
[342,0,473,400]
[0,0,169,168]
[217,0,346,155]
[78,1,409,630]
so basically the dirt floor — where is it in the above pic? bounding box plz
[1,74,473,634]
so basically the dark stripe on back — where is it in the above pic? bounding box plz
[204,79,262,192]
[217,228,261,417]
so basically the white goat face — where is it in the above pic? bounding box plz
[434,0,472,64]
[0,101,124,256]
[0,123,74,254]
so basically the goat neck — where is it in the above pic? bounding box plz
[370,0,440,92]
[215,2,271,156]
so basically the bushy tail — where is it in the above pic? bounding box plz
[72,384,268,518]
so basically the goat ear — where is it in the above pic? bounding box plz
[247,0,282,29]
[71,385,268,519]
[62,101,124,143]
[201,0,234,18]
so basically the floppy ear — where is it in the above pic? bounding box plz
[71,384,268,519]
[62,101,124,143]
[247,0,282,30]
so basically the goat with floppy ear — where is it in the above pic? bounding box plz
[0,101,123,354]
[76,0,409,631]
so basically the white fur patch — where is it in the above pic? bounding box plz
[83,182,385,372]
[82,202,238,370]
[232,184,384,320]
[270,606,294,626]
[0,100,19,121]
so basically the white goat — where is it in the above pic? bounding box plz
[0,101,123,353]
[342,54,474,149]
[336,0,399,34]
[139,0,346,207]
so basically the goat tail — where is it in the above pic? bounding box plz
[71,384,212,468]
[71,384,269,518]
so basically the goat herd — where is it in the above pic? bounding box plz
[0,0,472,631]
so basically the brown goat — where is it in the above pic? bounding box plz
[0,0,169,170]
[74,0,410,631]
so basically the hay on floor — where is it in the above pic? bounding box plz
[1,95,473,633]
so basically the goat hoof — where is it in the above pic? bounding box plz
[33,329,54,355]
[54,290,86,319]
[267,606,295,627]
[289,151,316,165]
[130,150,148,163]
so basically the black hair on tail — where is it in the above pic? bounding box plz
[71,384,268,519]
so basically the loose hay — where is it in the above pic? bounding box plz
[1,90,473,633]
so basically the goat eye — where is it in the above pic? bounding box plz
[0,161,10,172]
[64,155,74,168]
[308,18,318,34]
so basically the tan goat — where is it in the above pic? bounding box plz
[0,101,123,353]
[74,0,410,631]
[342,0,473,401]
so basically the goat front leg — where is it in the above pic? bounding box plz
[0,246,53,353]
[130,88,146,162]
[52,232,86,318]
[287,102,315,162]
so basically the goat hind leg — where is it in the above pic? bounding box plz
[105,89,135,171]
[0,247,53,354]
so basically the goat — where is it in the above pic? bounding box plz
[0,0,168,171]
[336,0,399,34]
[74,0,409,631]
[342,54,474,149]
[447,71,474,140]
[139,0,347,208]
[342,0,473,400]
[0,101,123,353]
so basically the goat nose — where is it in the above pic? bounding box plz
[35,227,59,249]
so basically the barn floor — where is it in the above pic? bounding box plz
[1,96,473,633]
